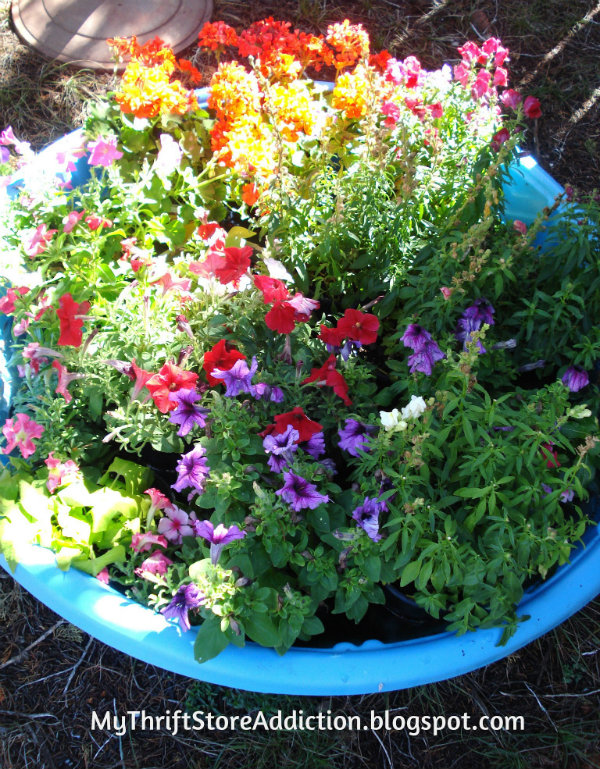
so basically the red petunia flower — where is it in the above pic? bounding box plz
[146,362,199,413]
[319,324,347,347]
[272,406,323,443]
[265,301,296,334]
[57,293,91,347]
[253,275,290,304]
[336,309,379,345]
[0,286,29,315]
[203,339,246,386]
[541,442,560,469]
[215,246,252,287]
[302,354,352,405]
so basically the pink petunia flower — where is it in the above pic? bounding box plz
[62,210,86,233]
[135,550,174,580]
[2,413,44,458]
[23,224,57,258]
[157,505,194,544]
[87,136,123,168]
[44,451,79,493]
[52,360,84,403]
[85,214,113,231]
[130,531,169,553]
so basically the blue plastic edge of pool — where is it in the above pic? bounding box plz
[0,92,598,694]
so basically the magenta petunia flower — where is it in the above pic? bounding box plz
[161,583,205,632]
[87,136,123,167]
[275,471,329,512]
[168,389,209,437]
[2,413,44,458]
[172,445,210,498]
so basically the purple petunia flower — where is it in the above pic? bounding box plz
[172,445,210,498]
[455,299,495,354]
[212,356,258,397]
[194,520,247,564]
[263,425,299,473]
[407,340,445,375]
[351,497,385,542]
[401,324,433,351]
[275,471,329,512]
[542,483,575,504]
[338,419,376,457]
[168,389,210,436]
[561,366,589,393]
[252,382,285,402]
[160,583,205,632]
[304,431,326,459]
[463,298,495,326]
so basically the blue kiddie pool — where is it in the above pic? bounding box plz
[0,92,598,694]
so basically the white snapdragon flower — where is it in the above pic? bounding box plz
[379,409,408,432]
[401,395,427,420]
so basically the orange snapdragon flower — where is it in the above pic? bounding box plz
[332,69,370,118]
[326,20,370,70]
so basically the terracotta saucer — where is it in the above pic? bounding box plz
[11,0,213,69]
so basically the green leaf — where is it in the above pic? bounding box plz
[73,545,126,576]
[87,487,139,533]
[193,616,231,663]
[243,613,281,648]
[400,559,421,587]
[99,457,153,497]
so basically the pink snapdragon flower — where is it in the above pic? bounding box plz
[87,136,123,167]
[2,413,44,458]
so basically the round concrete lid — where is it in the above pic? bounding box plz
[11,0,213,69]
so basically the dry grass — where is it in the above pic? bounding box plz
[1,1,600,767]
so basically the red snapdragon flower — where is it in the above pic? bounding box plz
[146,362,199,413]
[523,95,542,119]
[57,293,91,347]
[203,339,246,386]
[302,354,352,405]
